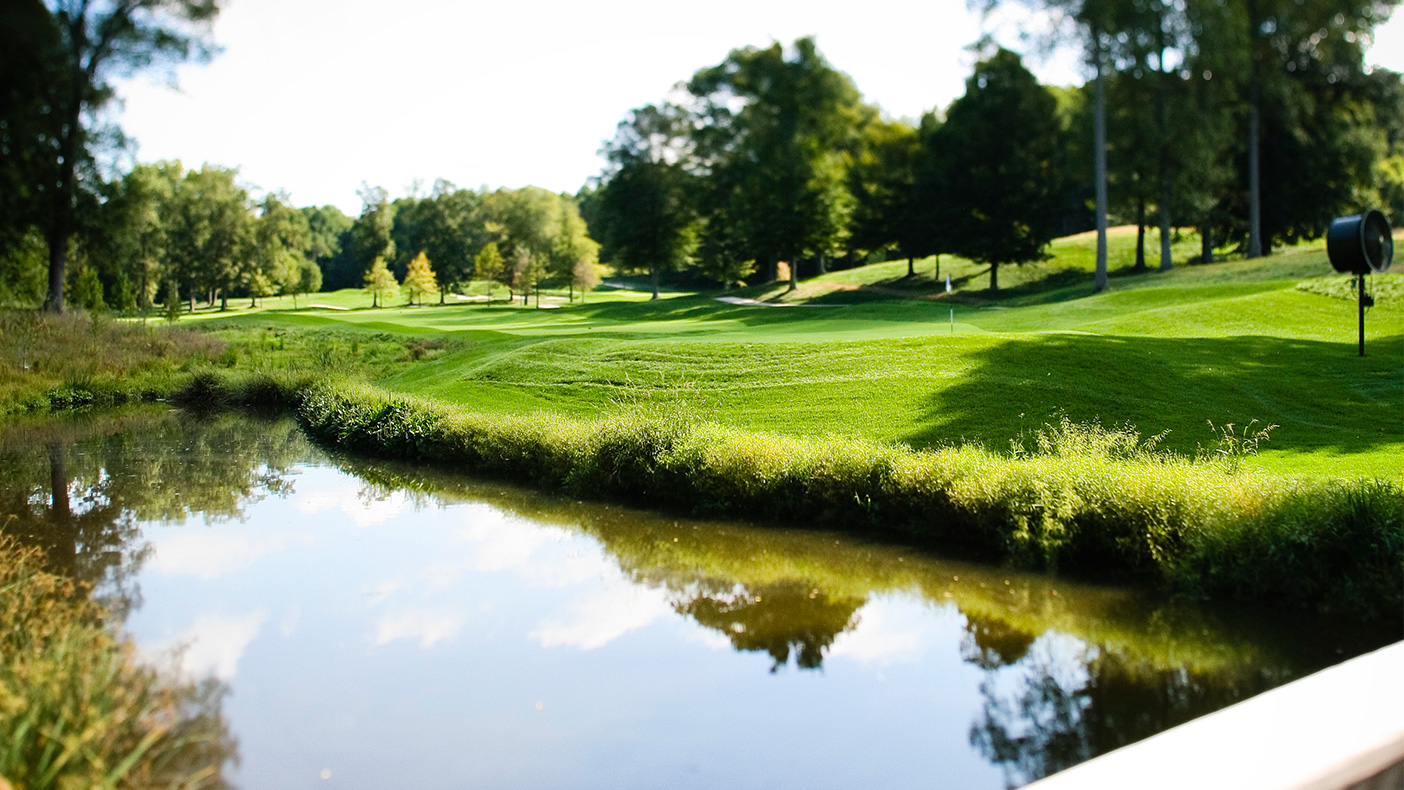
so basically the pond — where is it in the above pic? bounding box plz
[1,408,1397,789]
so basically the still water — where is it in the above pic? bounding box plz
[2,409,1397,789]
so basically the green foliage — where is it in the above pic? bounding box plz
[111,270,137,312]
[932,49,1063,288]
[69,267,104,312]
[688,37,874,285]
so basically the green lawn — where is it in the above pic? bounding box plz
[194,228,1403,479]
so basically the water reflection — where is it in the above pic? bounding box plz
[1,409,1398,789]
[674,581,865,672]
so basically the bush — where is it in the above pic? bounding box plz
[161,374,1398,621]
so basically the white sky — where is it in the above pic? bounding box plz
[112,0,1404,216]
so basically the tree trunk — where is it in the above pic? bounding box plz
[818,253,827,275]
[220,291,227,311]
[44,226,67,313]
[1135,198,1147,271]
[935,254,940,279]
[908,257,915,277]
[1092,32,1110,293]
[1247,77,1263,258]
[788,253,798,291]
[189,292,195,313]
[1156,15,1174,272]
[1158,197,1173,271]
[42,96,82,314]
[990,263,999,293]
[47,443,75,573]
[1201,216,1214,263]
[650,264,659,300]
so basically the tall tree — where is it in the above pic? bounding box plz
[973,0,1118,291]
[301,204,355,289]
[688,37,871,288]
[351,185,396,283]
[23,0,221,313]
[596,103,699,299]
[934,48,1063,291]
[253,192,310,306]
[848,116,920,270]
[163,164,251,312]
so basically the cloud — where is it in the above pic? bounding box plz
[296,483,413,528]
[531,581,674,650]
[147,611,267,680]
[828,597,932,665]
[373,610,464,648]
[149,530,311,579]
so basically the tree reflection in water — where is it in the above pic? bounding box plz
[673,580,866,672]
[963,612,1277,788]
[0,409,306,786]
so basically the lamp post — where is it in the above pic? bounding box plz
[1325,210,1393,357]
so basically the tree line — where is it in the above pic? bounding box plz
[1,0,1400,309]
[586,1,1403,294]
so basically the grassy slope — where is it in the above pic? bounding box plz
[195,229,1403,478]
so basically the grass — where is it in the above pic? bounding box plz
[158,231,1399,478]
[1,227,1399,619]
[0,539,234,788]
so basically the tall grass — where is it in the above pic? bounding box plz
[0,311,226,415]
[0,540,235,789]
[182,371,1403,621]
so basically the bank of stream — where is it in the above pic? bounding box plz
[1,407,1398,787]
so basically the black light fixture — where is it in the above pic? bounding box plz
[1325,210,1393,356]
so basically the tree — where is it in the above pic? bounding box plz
[571,256,601,302]
[288,258,321,307]
[254,193,310,307]
[934,49,1062,291]
[363,255,398,308]
[302,204,355,289]
[21,0,221,313]
[848,116,920,270]
[402,251,437,306]
[351,185,396,284]
[687,37,872,288]
[597,103,700,299]
[96,161,179,309]
[419,182,484,303]
[474,241,505,301]
[163,164,252,313]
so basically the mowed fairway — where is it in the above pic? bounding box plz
[206,231,1403,478]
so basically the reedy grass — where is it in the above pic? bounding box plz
[178,371,1403,621]
[0,540,234,789]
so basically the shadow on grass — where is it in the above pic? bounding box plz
[906,332,1404,458]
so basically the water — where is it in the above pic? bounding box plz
[1,408,1396,789]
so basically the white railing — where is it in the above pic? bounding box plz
[1023,639,1404,790]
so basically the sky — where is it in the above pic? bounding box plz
[111,0,1404,216]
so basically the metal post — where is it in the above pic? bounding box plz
[1358,275,1366,357]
